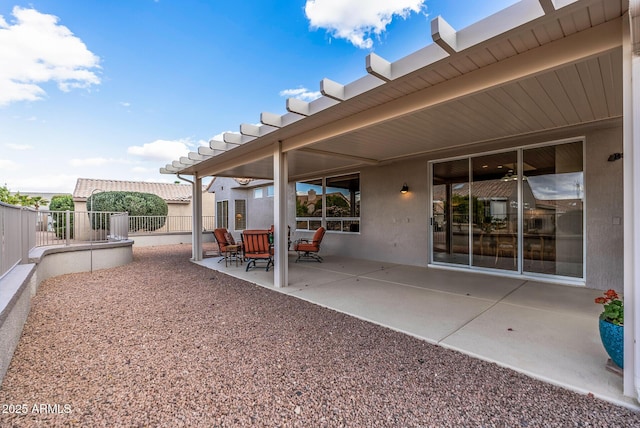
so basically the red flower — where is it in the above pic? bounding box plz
[605,289,619,299]
[595,297,607,304]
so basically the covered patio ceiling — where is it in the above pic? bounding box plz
[161,0,626,182]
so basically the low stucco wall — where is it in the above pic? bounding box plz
[0,240,133,386]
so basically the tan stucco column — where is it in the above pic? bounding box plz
[273,141,288,288]
[191,175,203,262]
[624,3,640,401]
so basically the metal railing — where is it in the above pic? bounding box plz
[1,202,36,279]
[36,210,129,247]
[128,215,215,234]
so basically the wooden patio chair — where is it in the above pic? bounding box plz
[293,226,326,262]
[242,229,274,271]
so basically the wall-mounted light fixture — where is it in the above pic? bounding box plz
[607,152,623,162]
[401,183,409,194]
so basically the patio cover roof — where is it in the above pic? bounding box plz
[161,0,627,181]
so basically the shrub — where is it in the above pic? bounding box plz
[87,191,168,231]
[49,195,75,239]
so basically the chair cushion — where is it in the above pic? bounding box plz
[224,232,235,245]
[295,243,318,252]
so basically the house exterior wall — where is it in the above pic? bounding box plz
[319,123,623,291]
[211,122,623,291]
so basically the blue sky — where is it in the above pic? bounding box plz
[0,0,519,194]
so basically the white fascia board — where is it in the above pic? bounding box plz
[286,97,310,116]
[431,16,458,54]
[392,43,450,79]
[223,132,255,145]
[188,152,208,161]
[366,52,392,81]
[198,146,216,156]
[339,74,385,100]
[455,0,544,51]
[308,95,339,114]
[240,123,278,137]
[209,139,237,151]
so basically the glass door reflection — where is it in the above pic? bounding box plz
[471,152,518,271]
[432,159,470,266]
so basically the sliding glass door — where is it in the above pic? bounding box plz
[430,140,584,280]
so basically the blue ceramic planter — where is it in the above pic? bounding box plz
[599,319,623,369]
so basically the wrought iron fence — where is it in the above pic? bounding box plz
[128,215,215,234]
[36,210,129,247]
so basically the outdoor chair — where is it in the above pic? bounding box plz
[269,224,292,250]
[213,228,243,264]
[293,226,326,262]
[242,229,274,271]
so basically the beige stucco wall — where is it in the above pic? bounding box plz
[316,121,623,291]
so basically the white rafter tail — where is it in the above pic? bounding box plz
[321,78,345,101]
[172,160,185,169]
[198,146,215,156]
[538,0,556,14]
[240,123,277,137]
[366,52,393,82]
[188,151,208,161]
[260,111,283,128]
[179,156,197,166]
[223,132,255,145]
[286,98,310,116]
[160,164,180,174]
[261,111,306,128]
[209,139,237,151]
[431,16,458,54]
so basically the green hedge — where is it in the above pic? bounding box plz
[49,195,75,239]
[87,191,168,231]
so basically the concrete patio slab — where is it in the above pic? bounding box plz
[194,254,639,410]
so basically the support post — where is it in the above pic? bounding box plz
[623,8,639,399]
[192,175,203,261]
[273,141,288,288]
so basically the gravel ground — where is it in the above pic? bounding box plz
[0,244,638,427]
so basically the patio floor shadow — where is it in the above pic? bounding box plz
[195,253,638,410]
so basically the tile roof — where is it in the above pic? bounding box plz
[73,178,194,203]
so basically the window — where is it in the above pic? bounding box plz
[234,199,247,230]
[253,185,274,199]
[216,200,228,229]
[296,173,360,232]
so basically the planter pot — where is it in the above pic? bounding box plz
[599,319,623,369]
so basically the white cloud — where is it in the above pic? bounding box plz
[0,159,19,170]
[305,0,425,49]
[68,157,120,167]
[3,173,77,193]
[127,139,192,162]
[279,87,322,102]
[0,6,101,106]
[119,101,131,107]
[5,143,33,150]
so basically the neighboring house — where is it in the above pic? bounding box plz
[163,1,639,400]
[73,178,215,237]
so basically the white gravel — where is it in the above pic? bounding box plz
[0,244,638,427]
